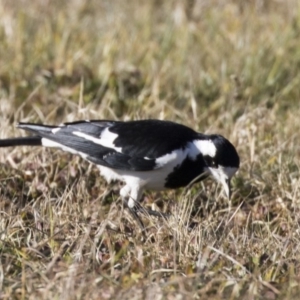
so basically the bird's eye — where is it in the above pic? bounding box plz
[211,161,218,167]
[204,155,218,168]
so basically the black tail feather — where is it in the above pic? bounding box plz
[17,122,55,134]
[0,136,42,147]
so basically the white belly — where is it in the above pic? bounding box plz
[98,165,170,191]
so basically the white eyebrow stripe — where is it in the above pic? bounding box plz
[72,129,122,152]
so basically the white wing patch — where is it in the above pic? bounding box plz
[154,141,208,169]
[194,140,217,157]
[41,138,87,159]
[52,127,62,134]
[155,150,185,168]
[72,128,122,152]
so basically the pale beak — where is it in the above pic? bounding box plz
[208,166,236,200]
[222,178,231,200]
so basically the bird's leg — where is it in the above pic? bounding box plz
[127,205,145,231]
[120,185,170,231]
[130,188,170,219]
[141,208,171,219]
[120,185,145,230]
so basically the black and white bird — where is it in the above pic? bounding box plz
[0,119,240,228]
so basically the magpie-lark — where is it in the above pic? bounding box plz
[0,119,240,228]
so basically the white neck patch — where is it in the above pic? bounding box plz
[194,140,217,157]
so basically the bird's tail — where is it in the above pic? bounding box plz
[0,136,42,147]
[17,122,55,134]
[0,122,56,147]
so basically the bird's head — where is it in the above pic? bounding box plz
[195,135,240,199]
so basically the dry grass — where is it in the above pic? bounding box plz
[0,0,300,299]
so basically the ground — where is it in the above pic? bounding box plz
[0,1,300,299]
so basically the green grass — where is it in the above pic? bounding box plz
[1,0,300,299]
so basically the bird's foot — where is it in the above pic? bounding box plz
[123,201,170,231]
[127,205,145,231]
[141,207,171,219]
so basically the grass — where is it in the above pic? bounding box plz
[0,0,300,299]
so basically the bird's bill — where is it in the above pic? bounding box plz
[222,178,231,199]
[208,166,237,199]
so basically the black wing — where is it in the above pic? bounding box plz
[108,119,198,158]
[17,120,198,171]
